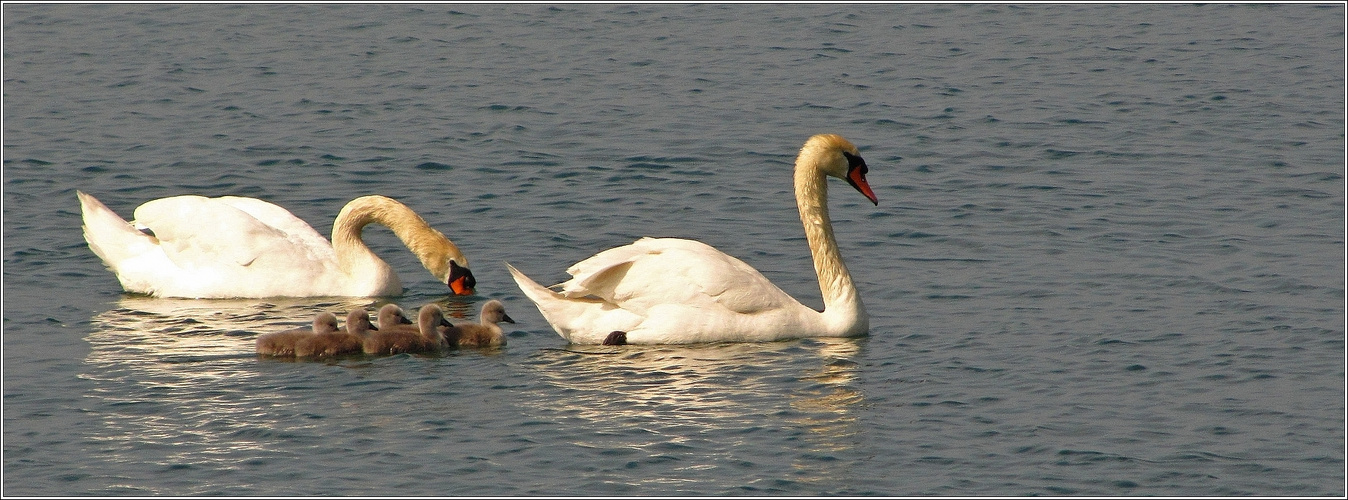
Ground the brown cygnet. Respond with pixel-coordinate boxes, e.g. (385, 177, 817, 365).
(295, 309, 374, 358)
(363, 303, 451, 355)
(445, 300, 513, 348)
(375, 303, 414, 330)
(257, 312, 339, 357)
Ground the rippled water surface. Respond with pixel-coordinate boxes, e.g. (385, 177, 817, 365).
(4, 3, 1345, 496)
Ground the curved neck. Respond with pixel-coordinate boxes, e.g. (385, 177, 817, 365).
(795, 157, 866, 329)
(330, 196, 466, 283)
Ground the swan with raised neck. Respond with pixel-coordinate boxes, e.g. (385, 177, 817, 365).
(507, 133, 877, 344)
(77, 192, 476, 298)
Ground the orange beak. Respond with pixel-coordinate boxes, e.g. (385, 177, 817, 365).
(447, 261, 476, 296)
(449, 276, 474, 296)
(847, 165, 878, 205)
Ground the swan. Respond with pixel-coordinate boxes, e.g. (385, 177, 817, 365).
(295, 309, 373, 358)
(444, 300, 513, 348)
(77, 191, 477, 298)
(363, 304, 452, 355)
(256, 311, 339, 357)
(507, 133, 877, 345)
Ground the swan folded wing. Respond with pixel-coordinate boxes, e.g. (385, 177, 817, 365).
(561, 237, 800, 317)
(132, 196, 329, 271)
(215, 196, 333, 249)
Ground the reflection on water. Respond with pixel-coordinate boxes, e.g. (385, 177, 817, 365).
(79, 294, 490, 494)
(523, 337, 867, 491)
(87, 296, 375, 362)
(790, 340, 864, 451)
(86, 295, 483, 362)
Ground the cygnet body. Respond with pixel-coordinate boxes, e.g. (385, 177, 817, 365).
(364, 304, 450, 355)
(295, 309, 373, 358)
(446, 300, 514, 348)
(257, 312, 339, 357)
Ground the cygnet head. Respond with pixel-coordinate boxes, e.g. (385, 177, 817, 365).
(376, 303, 413, 329)
(345, 308, 378, 336)
(799, 133, 877, 205)
(312, 312, 340, 334)
(479, 300, 515, 325)
(417, 304, 452, 337)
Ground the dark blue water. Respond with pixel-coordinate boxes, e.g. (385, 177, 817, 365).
(4, 3, 1344, 496)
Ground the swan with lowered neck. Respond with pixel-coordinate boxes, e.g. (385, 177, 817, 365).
(77, 192, 477, 298)
(507, 133, 877, 345)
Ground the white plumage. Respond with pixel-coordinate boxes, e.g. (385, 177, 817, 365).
(508, 134, 878, 345)
(78, 192, 474, 298)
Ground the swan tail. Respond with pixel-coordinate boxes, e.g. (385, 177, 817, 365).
(77, 191, 159, 272)
(506, 262, 626, 343)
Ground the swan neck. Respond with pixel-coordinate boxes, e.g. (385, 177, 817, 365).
(795, 157, 864, 322)
(331, 196, 465, 283)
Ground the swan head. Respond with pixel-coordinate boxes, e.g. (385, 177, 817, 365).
(345, 308, 378, 335)
(801, 133, 878, 205)
(446, 260, 477, 296)
(312, 312, 341, 335)
(480, 300, 515, 325)
(377, 303, 413, 329)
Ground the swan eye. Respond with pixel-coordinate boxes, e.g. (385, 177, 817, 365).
(842, 151, 868, 174)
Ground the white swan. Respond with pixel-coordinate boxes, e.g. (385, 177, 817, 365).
(77, 191, 477, 298)
(507, 133, 878, 345)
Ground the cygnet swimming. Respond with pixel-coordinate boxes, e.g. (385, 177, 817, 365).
(256, 312, 339, 357)
(295, 309, 373, 358)
(445, 300, 513, 348)
(363, 303, 451, 355)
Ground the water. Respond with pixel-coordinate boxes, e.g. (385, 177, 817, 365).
(3, 3, 1344, 496)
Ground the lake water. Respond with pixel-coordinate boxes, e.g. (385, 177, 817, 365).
(3, 3, 1344, 496)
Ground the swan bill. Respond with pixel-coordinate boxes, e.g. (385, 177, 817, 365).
(447, 260, 477, 295)
(843, 151, 878, 205)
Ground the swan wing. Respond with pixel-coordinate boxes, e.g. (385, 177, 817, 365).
(125, 196, 342, 297)
(509, 238, 812, 344)
(562, 237, 800, 316)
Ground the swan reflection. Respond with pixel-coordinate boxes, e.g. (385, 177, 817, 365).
(84, 295, 481, 371)
(524, 337, 866, 489)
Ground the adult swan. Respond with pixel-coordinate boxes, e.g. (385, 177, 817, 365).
(78, 192, 477, 298)
(507, 133, 878, 344)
